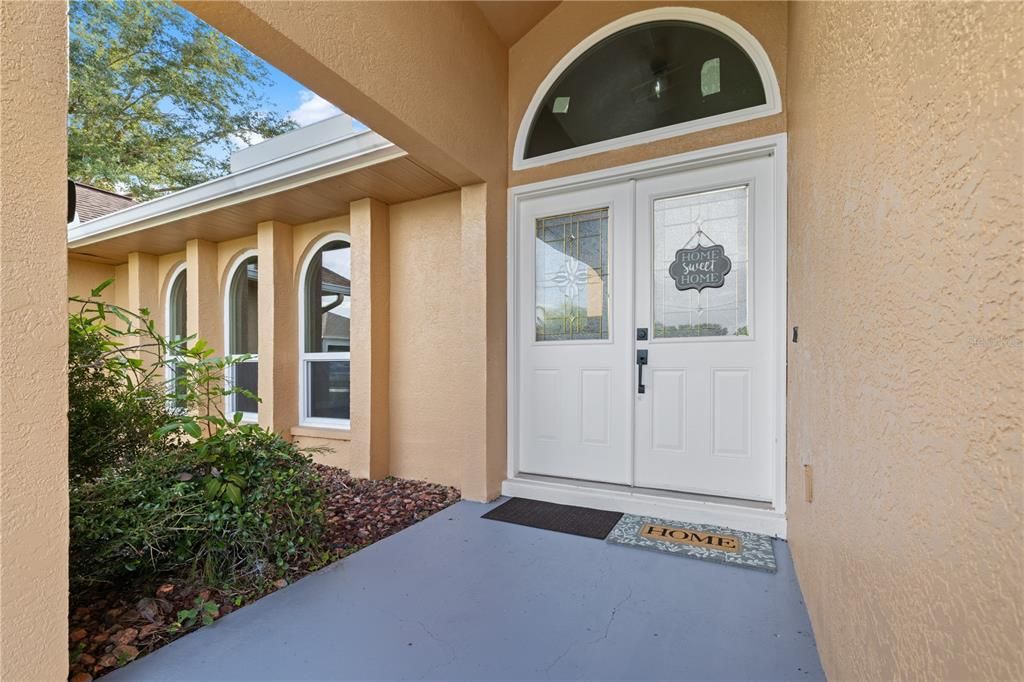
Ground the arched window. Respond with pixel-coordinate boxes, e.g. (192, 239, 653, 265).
(299, 236, 351, 427)
(225, 251, 259, 419)
(514, 8, 780, 169)
(165, 263, 188, 409)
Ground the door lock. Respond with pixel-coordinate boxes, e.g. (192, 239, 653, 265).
(636, 349, 648, 394)
(636, 327, 648, 341)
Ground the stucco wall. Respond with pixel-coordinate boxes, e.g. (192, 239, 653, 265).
(68, 257, 116, 311)
(786, 2, 1023, 679)
(509, 1, 788, 186)
(184, 1, 508, 187)
(0, 2, 69, 679)
(387, 191, 465, 489)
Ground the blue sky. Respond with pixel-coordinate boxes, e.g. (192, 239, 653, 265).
(237, 60, 368, 144)
(213, 42, 369, 160)
(211, 65, 358, 161)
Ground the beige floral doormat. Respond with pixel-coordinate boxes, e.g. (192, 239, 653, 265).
(606, 514, 777, 572)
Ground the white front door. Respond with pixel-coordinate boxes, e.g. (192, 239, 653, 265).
(516, 152, 780, 502)
(517, 183, 634, 484)
(634, 156, 778, 501)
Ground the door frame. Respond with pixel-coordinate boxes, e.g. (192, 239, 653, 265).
(505, 133, 788, 537)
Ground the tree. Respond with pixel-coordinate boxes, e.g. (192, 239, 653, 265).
(68, 0, 297, 199)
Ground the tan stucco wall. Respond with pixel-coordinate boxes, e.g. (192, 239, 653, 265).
(182, 1, 509, 500)
(183, 1, 508, 187)
(786, 2, 1023, 679)
(509, 1, 788, 186)
(68, 257, 116, 311)
(0, 2, 69, 679)
(388, 191, 465, 489)
(349, 199, 390, 480)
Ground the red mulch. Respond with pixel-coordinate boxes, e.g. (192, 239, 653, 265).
(67, 466, 460, 681)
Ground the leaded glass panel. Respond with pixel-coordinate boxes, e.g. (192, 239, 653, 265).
(535, 208, 609, 342)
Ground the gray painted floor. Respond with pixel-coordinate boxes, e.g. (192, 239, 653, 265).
(107, 498, 824, 681)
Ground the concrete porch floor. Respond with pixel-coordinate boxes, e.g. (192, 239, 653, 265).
(107, 498, 824, 681)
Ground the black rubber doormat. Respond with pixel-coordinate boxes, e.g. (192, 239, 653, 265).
(482, 498, 623, 539)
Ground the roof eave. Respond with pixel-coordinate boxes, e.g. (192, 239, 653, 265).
(68, 130, 402, 249)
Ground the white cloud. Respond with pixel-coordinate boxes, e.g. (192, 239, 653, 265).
(227, 131, 266, 150)
(288, 90, 342, 127)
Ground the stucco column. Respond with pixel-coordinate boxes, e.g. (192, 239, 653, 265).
(0, 1, 69, 678)
(127, 251, 160, 321)
(349, 198, 390, 479)
(127, 252, 161, 363)
(256, 220, 298, 436)
(186, 239, 221, 352)
(459, 183, 507, 501)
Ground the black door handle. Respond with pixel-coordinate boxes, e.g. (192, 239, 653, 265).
(636, 349, 648, 394)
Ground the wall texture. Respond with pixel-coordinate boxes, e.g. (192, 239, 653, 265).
(0, 2, 69, 679)
(184, 1, 510, 500)
(787, 2, 1023, 679)
(509, 1, 788, 186)
(183, 1, 508, 187)
(388, 191, 465, 489)
(68, 257, 116, 311)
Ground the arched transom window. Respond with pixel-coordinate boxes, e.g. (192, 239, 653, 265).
(515, 8, 780, 169)
(225, 252, 259, 419)
(300, 236, 352, 427)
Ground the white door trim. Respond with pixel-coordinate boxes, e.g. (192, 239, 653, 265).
(506, 133, 788, 535)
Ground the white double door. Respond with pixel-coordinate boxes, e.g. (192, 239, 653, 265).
(517, 154, 780, 502)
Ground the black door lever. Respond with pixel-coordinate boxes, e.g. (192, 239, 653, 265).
(636, 349, 648, 394)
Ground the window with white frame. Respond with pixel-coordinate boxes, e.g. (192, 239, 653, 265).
(225, 253, 259, 419)
(513, 8, 781, 170)
(165, 264, 188, 410)
(300, 237, 351, 427)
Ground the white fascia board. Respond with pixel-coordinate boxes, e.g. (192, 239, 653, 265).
(68, 130, 403, 248)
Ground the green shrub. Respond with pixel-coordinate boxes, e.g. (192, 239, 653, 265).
(68, 299, 172, 481)
(189, 425, 327, 584)
(70, 427, 326, 589)
(68, 283, 327, 590)
(70, 447, 208, 586)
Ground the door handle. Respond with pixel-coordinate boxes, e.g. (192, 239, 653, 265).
(636, 349, 648, 394)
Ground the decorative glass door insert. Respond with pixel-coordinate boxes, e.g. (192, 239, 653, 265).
(535, 208, 610, 341)
(652, 186, 749, 338)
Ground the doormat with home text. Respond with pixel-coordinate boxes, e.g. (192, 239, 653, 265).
(606, 514, 777, 573)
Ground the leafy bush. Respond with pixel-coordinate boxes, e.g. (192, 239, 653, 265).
(70, 430, 326, 589)
(68, 283, 327, 590)
(68, 295, 173, 481)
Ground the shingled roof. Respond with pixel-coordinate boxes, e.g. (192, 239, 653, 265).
(74, 182, 135, 222)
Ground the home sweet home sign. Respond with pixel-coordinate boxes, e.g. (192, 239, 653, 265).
(668, 243, 733, 292)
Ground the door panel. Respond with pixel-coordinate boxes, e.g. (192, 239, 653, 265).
(515, 153, 779, 501)
(634, 156, 777, 501)
(517, 183, 633, 484)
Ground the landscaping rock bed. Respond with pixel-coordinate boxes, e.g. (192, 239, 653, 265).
(68, 466, 460, 681)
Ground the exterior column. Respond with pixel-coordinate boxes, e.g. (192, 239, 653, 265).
(349, 198, 390, 479)
(127, 251, 160, 320)
(186, 239, 221, 353)
(256, 220, 297, 436)
(0, 1, 69, 678)
(459, 183, 506, 501)
(127, 252, 161, 362)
